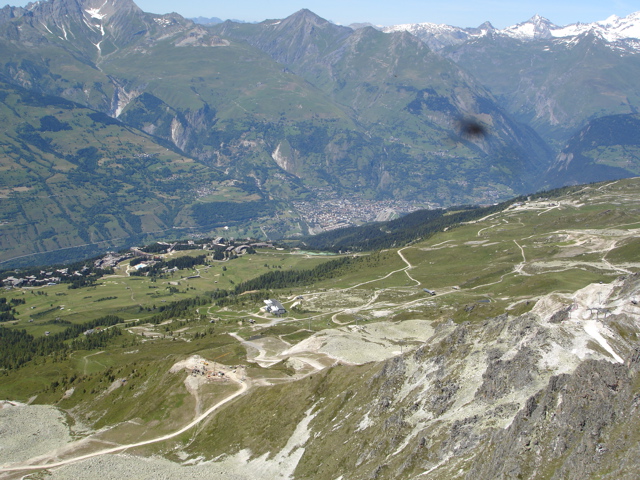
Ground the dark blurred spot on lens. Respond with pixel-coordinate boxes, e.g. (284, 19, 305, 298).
(458, 119, 487, 138)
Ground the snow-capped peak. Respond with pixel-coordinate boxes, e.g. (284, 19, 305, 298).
(383, 10, 640, 50)
(382, 21, 494, 50)
(501, 11, 640, 42)
(600, 15, 621, 27)
(501, 15, 556, 40)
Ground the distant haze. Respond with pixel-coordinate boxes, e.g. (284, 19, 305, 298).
(9, 0, 640, 28)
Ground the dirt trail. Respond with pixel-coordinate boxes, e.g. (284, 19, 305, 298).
(229, 333, 280, 367)
(230, 332, 328, 374)
(397, 247, 421, 286)
(331, 290, 383, 325)
(477, 223, 499, 236)
(82, 351, 105, 375)
(513, 240, 528, 275)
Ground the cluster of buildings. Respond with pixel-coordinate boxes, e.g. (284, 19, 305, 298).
(3, 236, 278, 289)
(194, 184, 218, 199)
(136, 238, 276, 256)
(293, 190, 428, 232)
(2, 266, 90, 288)
(94, 252, 132, 269)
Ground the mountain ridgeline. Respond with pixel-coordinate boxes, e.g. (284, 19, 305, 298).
(0, 0, 639, 265)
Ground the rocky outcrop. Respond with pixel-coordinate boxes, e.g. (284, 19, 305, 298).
(293, 275, 640, 479)
(467, 352, 640, 479)
(0, 5, 26, 25)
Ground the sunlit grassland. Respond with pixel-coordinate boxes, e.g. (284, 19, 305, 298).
(0, 326, 250, 435)
(606, 237, 640, 264)
(3, 250, 340, 334)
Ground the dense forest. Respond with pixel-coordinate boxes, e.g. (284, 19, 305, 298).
(0, 315, 125, 370)
(147, 295, 222, 324)
(0, 297, 24, 322)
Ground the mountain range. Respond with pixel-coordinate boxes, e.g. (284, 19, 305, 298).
(1, 0, 639, 265)
(383, 12, 640, 48)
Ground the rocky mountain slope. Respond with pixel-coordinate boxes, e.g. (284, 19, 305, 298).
(182, 274, 640, 480)
(0, 1, 552, 205)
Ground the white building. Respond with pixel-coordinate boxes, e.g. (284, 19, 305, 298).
(264, 299, 286, 315)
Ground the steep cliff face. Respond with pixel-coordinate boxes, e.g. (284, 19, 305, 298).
(271, 140, 299, 175)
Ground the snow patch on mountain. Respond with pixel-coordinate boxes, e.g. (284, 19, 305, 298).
(385, 22, 462, 36)
(382, 21, 493, 50)
(86, 0, 109, 20)
(86, 8, 106, 20)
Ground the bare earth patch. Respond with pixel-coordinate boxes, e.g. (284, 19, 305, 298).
(284, 320, 435, 365)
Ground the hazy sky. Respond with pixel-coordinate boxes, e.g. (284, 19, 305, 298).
(10, 0, 640, 29)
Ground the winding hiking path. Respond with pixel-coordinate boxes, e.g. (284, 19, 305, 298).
(513, 240, 528, 275)
(82, 351, 105, 375)
(397, 246, 421, 286)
